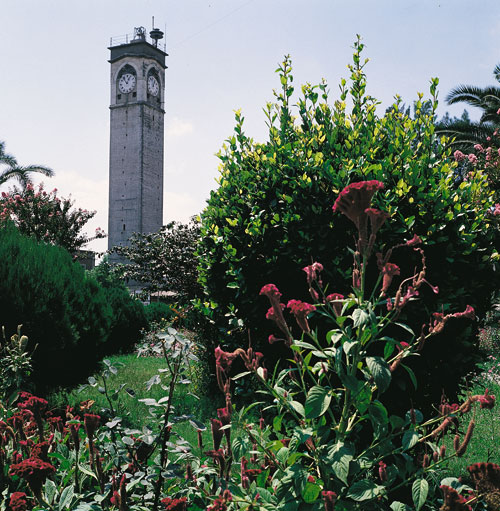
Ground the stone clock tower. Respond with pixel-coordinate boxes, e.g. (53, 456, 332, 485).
(108, 26, 167, 259)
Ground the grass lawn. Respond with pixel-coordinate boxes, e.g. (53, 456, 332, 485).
(443, 352, 500, 476)
(48, 352, 221, 448)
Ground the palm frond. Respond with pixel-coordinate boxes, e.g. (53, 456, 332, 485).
(446, 85, 490, 107)
(494, 63, 500, 83)
(17, 164, 54, 178)
(436, 120, 495, 151)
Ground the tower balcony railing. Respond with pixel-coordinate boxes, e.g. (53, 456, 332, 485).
(109, 27, 166, 51)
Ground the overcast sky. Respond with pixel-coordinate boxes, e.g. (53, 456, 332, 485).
(1, 0, 499, 253)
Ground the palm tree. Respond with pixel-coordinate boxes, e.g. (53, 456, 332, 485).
(437, 64, 500, 150)
(0, 141, 54, 188)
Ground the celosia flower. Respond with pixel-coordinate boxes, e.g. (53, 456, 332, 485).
(9, 492, 29, 511)
(9, 457, 55, 499)
(18, 396, 47, 417)
(474, 388, 495, 410)
(303, 262, 323, 286)
(405, 234, 422, 247)
(31, 441, 49, 461)
(365, 208, 390, 235)
(451, 305, 475, 321)
(161, 496, 188, 511)
(467, 462, 500, 509)
(381, 263, 400, 294)
(287, 299, 316, 333)
(260, 284, 290, 339)
(468, 153, 478, 164)
(322, 491, 337, 511)
(440, 485, 472, 511)
(454, 150, 466, 161)
(333, 180, 384, 243)
(325, 293, 344, 316)
(207, 490, 233, 511)
(378, 461, 387, 482)
(474, 143, 484, 152)
(215, 346, 239, 371)
(84, 413, 100, 440)
(210, 418, 223, 450)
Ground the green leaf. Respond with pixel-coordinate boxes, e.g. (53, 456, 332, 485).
(347, 479, 379, 501)
(401, 364, 418, 390)
(366, 356, 391, 393)
(273, 415, 283, 432)
(327, 441, 354, 484)
(412, 478, 428, 511)
(390, 502, 409, 511)
(289, 400, 305, 417)
(402, 429, 420, 450)
(352, 308, 370, 328)
(305, 386, 331, 419)
(302, 482, 321, 503)
(58, 484, 75, 511)
(393, 322, 414, 335)
(44, 478, 57, 505)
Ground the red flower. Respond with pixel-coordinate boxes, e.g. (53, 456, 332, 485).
(381, 263, 400, 294)
(18, 396, 47, 419)
(451, 305, 475, 321)
(9, 492, 29, 511)
(207, 490, 232, 511)
(210, 419, 224, 450)
(440, 485, 472, 510)
(84, 413, 100, 440)
(287, 299, 316, 333)
(325, 293, 344, 317)
(260, 284, 290, 339)
(405, 234, 422, 247)
(9, 457, 55, 498)
(474, 389, 495, 410)
(214, 346, 239, 371)
(259, 283, 281, 301)
(378, 461, 387, 482)
(303, 262, 323, 286)
(333, 181, 384, 242)
(161, 497, 188, 511)
(365, 208, 390, 234)
(322, 490, 337, 511)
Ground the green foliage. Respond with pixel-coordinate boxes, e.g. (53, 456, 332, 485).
(197, 39, 499, 407)
(0, 326, 33, 401)
(0, 224, 112, 390)
(0, 183, 106, 253)
(91, 260, 147, 356)
(144, 301, 176, 325)
(111, 220, 202, 303)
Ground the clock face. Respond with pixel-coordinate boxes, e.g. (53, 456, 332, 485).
(148, 75, 159, 96)
(118, 73, 136, 93)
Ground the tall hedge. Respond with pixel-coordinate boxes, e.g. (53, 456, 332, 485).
(91, 259, 148, 355)
(0, 224, 112, 390)
(197, 40, 500, 408)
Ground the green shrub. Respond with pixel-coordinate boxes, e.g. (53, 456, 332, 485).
(144, 301, 175, 325)
(91, 259, 147, 355)
(0, 224, 112, 390)
(197, 39, 500, 409)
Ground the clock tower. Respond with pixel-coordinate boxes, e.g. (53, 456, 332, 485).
(108, 26, 167, 260)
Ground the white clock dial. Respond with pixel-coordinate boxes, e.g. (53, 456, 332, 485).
(118, 73, 136, 93)
(148, 76, 159, 96)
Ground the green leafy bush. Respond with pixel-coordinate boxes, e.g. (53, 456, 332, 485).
(1, 185, 497, 510)
(91, 260, 147, 356)
(0, 224, 112, 390)
(197, 39, 499, 407)
(144, 301, 176, 325)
